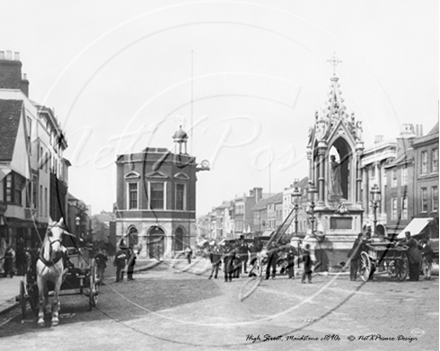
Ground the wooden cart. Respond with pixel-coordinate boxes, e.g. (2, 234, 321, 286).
(359, 241, 408, 282)
(17, 246, 99, 318)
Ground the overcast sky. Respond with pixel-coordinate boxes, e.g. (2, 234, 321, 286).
(1, 0, 438, 216)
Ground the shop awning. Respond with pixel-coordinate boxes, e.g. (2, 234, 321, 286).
(397, 218, 433, 239)
(0, 167, 11, 182)
(262, 230, 274, 237)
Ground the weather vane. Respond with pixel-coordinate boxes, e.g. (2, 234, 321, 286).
(327, 52, 342, 76)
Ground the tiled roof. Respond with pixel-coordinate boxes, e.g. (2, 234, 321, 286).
(253, 192, 283, 210)
(0, 99, 23, 161)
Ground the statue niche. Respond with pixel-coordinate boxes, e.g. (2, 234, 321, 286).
(328, 140, 351, 201)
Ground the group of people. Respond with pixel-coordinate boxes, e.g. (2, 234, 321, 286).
(0, 239, 29, 278)
(205, 237, 315, 284)
(347, 230, 435, 281)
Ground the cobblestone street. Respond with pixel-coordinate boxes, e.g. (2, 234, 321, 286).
(0, 258, 438, 351)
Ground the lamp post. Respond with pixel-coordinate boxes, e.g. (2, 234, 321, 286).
(370, 184, 381, 236)
(307, 183, 318, 235)
(291, 187, 302, 234)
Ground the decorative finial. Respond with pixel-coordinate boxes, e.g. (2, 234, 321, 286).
(327, 52, 342, 76)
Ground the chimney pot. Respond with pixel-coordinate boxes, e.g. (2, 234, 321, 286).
(5, 50, 12, 60)
(14, 52, 20, 61)
(0, 51, 5, 59)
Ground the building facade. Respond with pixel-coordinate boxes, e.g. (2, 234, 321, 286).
(0, 52, 69, 266)
(115, 127, 202, 258)
(412, 122, 439, 238)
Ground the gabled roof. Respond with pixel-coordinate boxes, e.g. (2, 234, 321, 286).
(0, 99, 23, 161)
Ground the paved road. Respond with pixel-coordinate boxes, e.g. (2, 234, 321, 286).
(0, 258, 438, 351)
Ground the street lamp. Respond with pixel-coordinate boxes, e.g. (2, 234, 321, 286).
(307, 183, 318, 235)
(75, 215, 81, 237)
(291, 187, 302, 234)
(370, 184, 381, 236)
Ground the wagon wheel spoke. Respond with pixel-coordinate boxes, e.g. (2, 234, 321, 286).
(360, 252, 371, 282)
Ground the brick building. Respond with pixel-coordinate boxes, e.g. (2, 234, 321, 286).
(115, 127, 205, 258)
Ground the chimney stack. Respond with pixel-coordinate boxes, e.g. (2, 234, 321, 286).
(0, 50, 29, 97)
(254, 187, 263, 202)
(21, 73, 29, 97)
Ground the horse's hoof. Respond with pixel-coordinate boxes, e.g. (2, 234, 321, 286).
(51, 320, 59, 327)
(37, 320, 45, 327)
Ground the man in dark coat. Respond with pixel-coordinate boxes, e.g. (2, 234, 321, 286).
(95, 249, 108, 285)
(127, 245, 137, 281)
(208, 245, 222, 279)
(301, 244, 314, 283)
(286, 245, 298, 279)
(223, 245, 235, 282)
(233, 244, 241, 278)
(400, 231, 422, 281)
(265, 242, 279, 280)
(348, 233, 363, 281)
(113, 245, 128, 282)
(238, 237, 250, 274)
(420, 238, 433, 280)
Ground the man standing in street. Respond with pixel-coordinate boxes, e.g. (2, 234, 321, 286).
(185, 246, 193, 264)
(399, 231, 422, 281)
(113, 245, 128, 282)
(127, 244, 137, 281)
(420, 238, 433, 280)
(238, 236, 250, 274)
(223, 244, 235, 282)
(265, 242, 279, 280)
(348, 233, 363, 281)
(286, 245, 297, 279)
(208, 244, 222, 279)
(95, 249, 108, 285)
(301, 244, 314, 284)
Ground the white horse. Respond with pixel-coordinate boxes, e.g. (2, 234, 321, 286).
(36, 218, 69, 327)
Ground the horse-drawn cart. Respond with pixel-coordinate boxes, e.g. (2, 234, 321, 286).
(359, 241, 408, 281)
(17, 245, 99, 319)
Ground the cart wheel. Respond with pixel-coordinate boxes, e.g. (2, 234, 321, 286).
(387, 261, 396, 278)
(396, 257, 408, 281)
(19, 281, 27, 318)
(360, 252, 371, 282)
(88, 259, 98, 311)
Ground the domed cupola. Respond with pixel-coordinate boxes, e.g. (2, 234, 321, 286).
(172, 125, 188, 154)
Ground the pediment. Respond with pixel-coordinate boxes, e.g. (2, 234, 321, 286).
(174, 172, 189, 180)
(124, 171, 141, 179)
(145, 171, 168, 179)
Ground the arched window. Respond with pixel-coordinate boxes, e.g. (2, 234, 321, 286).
(147, 226, 165, 259)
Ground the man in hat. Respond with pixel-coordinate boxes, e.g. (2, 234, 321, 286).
(208, 244, 222, 279)
(348, 233, 363, 281)
(113, 244, 128, 282)
(238, 236, 250, 274)
(399, 231, 422, 281)
(265, 242, 279, 280)
(223, 244, 235, 282)
(301, 244, 314, 283)
(286, 245, 298, 279)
